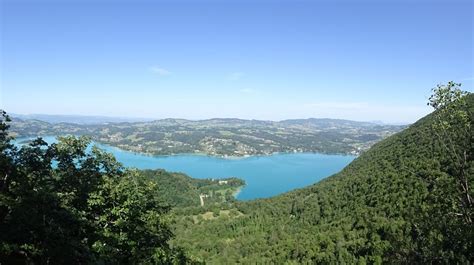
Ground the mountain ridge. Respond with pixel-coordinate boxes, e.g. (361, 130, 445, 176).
(171, 93, 473, 263)
(9, 116, 404, 157)
(11, 113, 408, 126)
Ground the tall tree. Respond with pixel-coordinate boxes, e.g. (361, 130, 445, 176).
(0, 110, 187, 264)
(411, 82, 474, 262)
(427, 82, 473, 224)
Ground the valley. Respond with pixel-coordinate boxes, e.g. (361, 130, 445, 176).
(2, 0, 472, 263)
(12, 136, 355, 200)
(9, 117, 404, 157)
(1, 89, 472, 264)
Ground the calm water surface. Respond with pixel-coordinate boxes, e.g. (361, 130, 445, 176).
(15, 136, 355, 200)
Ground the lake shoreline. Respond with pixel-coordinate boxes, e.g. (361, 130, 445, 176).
(13, 135, 359, 159)
(12, 135, 356, 201)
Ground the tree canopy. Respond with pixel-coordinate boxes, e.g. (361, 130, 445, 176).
(0, 83, 472, 264)
(171, 87, 473, 263)
(0, 111, 187, 264)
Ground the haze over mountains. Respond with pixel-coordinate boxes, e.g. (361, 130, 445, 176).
(1, 92, 471, 264)
(10, 116, 404, 156)
(11, 113, 409, 126)
(1, 0, 472, 262)
(169, 92, 474, 263)
(10, 113, 154, 125)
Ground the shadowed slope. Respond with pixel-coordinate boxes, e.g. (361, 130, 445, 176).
(172, 94, 473, 263)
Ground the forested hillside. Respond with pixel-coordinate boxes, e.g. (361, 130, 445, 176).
(0, 117, 191, 263)
(172, 88, 473, 263)
(0, 84, 471, 264)
(141, 170, 244, 207)
(0, 108, 247, 263)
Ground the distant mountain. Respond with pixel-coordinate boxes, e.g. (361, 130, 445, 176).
(280, 118, 383, 128)
(9, 116, 404, 156)
(172, 93, 474, 263)
(368, 120, 410, 126)
(10, 113, 153, 124)
(9, 113, 404, 126)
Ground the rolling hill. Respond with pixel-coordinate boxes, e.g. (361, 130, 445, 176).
(171, 94, 473, 263)
(1, 91, 471, 264)
(9, 117, 403, 157)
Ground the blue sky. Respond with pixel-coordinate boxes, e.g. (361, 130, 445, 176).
(1, 0, 472, 123)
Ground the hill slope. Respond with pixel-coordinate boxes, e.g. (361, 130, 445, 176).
(9, 117, 403, 156)
(171, 94, 473, 263)
(140, 169, 244, 207)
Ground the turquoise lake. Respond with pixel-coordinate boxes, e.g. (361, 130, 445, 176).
(14, 136, 355, 200)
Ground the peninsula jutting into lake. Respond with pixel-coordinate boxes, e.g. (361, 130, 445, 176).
(10, 117, 403, 157)
(1, 0, 472, 263)
(13, 135, 356, 200)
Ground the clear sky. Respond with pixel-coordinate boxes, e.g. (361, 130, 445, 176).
(1, 0, 472, 123)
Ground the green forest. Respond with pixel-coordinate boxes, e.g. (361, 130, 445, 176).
(1, 83, 473, 264)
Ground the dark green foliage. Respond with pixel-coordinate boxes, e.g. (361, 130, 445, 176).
(140, 170, 244, 208)
(172, 93, 474, 263)
(0, 112, 187, 264)
(1, 86, 471, 264)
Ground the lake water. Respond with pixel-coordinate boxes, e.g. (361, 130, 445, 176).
(14, 136, 355, 200)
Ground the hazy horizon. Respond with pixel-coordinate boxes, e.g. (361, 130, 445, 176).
(10, 112, 410, 125)
(1, 0, 472, 124)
